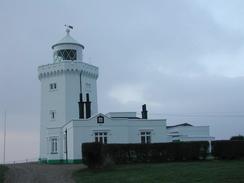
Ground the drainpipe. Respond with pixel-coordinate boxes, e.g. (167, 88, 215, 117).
(65, 129, 68, 162)
(78, 71, 85, 119)
(85, 93, 91, 118)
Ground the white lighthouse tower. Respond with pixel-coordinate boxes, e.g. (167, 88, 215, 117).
(38, 27, 99, 162)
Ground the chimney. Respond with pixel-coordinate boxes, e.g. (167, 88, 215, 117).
(141, 104, 148, 119)
(78, 93, 84, 119)
(85, 93, 91, 118)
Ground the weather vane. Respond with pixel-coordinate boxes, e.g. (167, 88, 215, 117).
(64, 24, 73, 34)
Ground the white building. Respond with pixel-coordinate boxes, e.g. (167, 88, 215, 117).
(38, 28, 214, 163)
(167, 123, 214, 142)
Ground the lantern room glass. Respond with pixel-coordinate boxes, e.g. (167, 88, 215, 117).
(54, 49, 77, 62)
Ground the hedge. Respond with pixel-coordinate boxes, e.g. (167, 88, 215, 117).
(82, 141, 209, 168)
(212, 140, 244, 159)
(230, 135, 244, 141)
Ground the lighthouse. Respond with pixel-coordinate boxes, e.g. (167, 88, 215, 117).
(38, 27, 98, 162)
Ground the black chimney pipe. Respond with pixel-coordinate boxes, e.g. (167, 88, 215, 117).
(141, 104, 148, 119)
(78, 93, 84, 119)
(85, 93, 91, 118)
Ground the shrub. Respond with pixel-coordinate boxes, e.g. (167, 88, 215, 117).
(230, 135, 244, 141)
(212, 140, 244, 159)
(81, 143, 104, 168)
(0, 165, 8, 183)
(82, 141, 209, 168)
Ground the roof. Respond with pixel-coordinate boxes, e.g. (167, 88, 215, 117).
(52, 29, 84, 49)
(167, 123, 193, 129)
(106, 112, 138, 118)
(111, 117, 141, 119)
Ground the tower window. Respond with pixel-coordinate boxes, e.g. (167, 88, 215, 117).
(54, 49, 77, 62)
(49, 83, 57, 91)
(51, 137, 58, 154)
(49, 110, 56, 120)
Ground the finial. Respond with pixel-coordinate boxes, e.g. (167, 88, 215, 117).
(64, 24, 73, 35)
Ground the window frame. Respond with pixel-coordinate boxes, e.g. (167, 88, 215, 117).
(97, 116, 104, 123)
(49, 110, 56, 121)
(49, 83, 57, 91)
(54, 49, 77, 62)
(50, 137, 58, 154)
(140, 130, 152, 144)
(94, 131, 108, 144)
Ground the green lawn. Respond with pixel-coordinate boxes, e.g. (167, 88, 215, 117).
(0, 165, 8, 183)
(73, 160, 244, 183)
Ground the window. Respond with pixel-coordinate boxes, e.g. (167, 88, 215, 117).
(54, 49, 77, 62)
(49, 83, 57, 91)
(94, 132, 108, 144)
(51, 137, 58, 154)
(97, 116, 104, 123)
(140, 131, 151, 144)
(49, 110, 56, 120)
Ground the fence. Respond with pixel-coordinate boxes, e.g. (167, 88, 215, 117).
(0, 158, 39, 165)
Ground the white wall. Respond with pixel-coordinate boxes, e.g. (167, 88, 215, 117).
(38, 61, 99, 160)
(39, 71, 66, 160)
(167, 126, 214, 142)
(46, 127, 63, 161)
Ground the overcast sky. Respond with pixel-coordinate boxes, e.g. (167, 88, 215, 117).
(1, 0, 244, 162)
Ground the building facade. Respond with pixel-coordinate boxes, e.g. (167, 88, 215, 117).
(38, 28, 214, 163)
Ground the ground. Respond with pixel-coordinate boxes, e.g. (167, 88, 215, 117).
(2, 160, 244, 183)
(4, 163, 84, 183)
(73, 160, 244, 183)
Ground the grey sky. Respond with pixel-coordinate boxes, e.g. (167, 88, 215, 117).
(1, 0, 244, 162)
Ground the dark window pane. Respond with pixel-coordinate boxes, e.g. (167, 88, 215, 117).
(97, 116, 104, 123)
(69, 51, 74, 59)
(99, 137, 103, 143)
(104, 137, 107, 144)
(146, 136, 151, 144)
(72, 50, 77, 60)
(65, 50, 69, 59)
(141, 136, 145, 144)
(57, 50, 62, 57)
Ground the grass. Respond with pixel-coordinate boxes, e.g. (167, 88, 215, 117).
(0, 165, 8, 183)
(73, 160, 244, 183)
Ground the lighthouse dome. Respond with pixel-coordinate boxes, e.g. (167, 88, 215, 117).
(52, 28, 84, 63)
